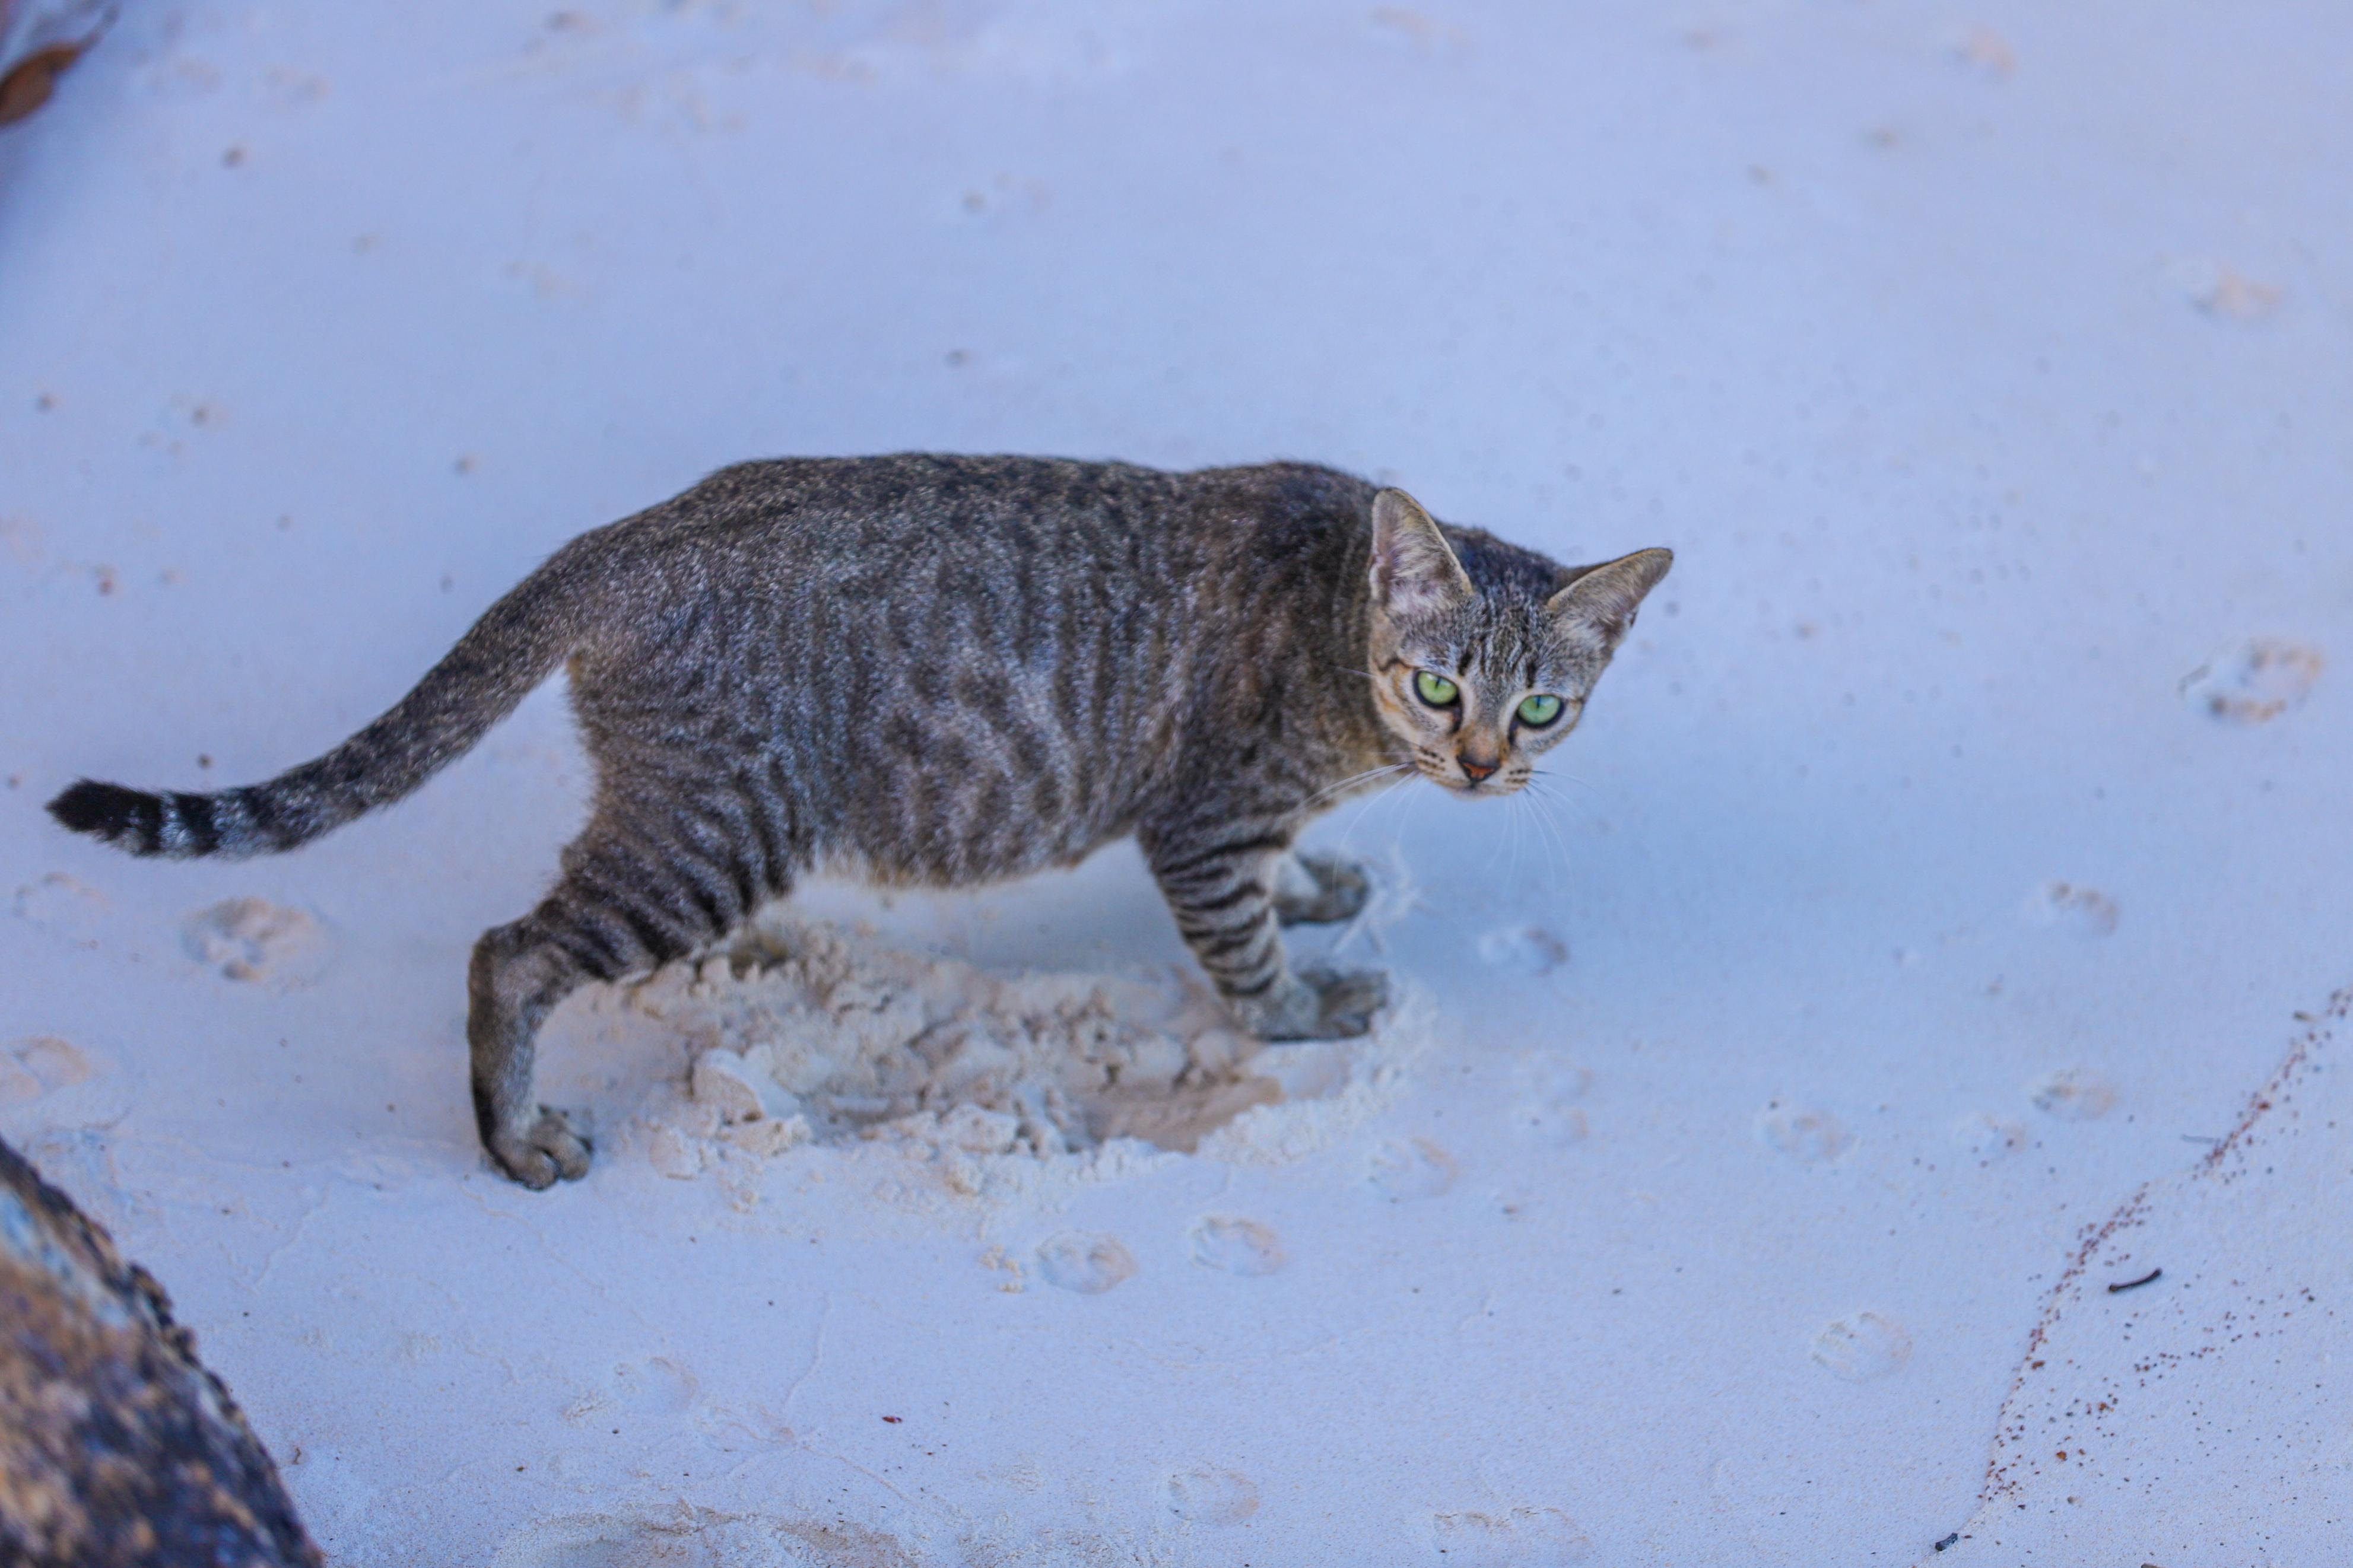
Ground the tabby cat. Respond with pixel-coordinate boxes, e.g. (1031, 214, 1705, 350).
(50, 456, 1671, 1187)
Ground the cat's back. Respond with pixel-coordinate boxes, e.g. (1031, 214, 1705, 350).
(560, 453, 1380, 880)
(601, 452, 1370, 582)
(567, 453, 1376, 689)
(618, 453, 1172, 566)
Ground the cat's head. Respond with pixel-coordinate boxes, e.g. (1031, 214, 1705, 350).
(1364, 488, 1671, 796)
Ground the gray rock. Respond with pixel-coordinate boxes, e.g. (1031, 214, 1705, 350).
(0, 1134, 321, 1567)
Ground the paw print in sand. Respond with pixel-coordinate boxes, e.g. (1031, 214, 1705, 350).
(2029, 1067, 2116, 1122)
(2021, 882, 2117, 938)
(1476, 924, 1567, 976)
(1160, 1465, 1260, 1525)
(183, 897, 334, 989)
(1755, 1101, 1851, 1165)
(1187, 1216, 1286, 1276)
(1811, 1311, 1912, 1381)
(1035, 1232, 1135, 1294)
(1430, 1505, 1593, 1566)
(2181, 638, 2321, 724)
(0, 1036, 95, 1105)
(1368, 1136, 1456, 1199)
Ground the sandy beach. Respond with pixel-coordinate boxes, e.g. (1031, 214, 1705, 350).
(4, 4, 2347, 1562)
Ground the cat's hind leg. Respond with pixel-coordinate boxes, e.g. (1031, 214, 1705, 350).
(1272, 848, 1371, 926)
(468, 918, 598, 1188)
(469, 807, 782, 1187)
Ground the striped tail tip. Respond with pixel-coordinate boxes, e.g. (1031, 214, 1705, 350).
(47, 778, 172, 855)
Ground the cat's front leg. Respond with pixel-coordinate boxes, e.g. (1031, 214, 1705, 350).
(1141, 819, 1389, 1040)
(1272, 848, 1372, 926)
(1247, 963, 1390, 1038)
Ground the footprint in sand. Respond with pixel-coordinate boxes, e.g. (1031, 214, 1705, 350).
(1036, 1232, 1135, 1295)
(1188, 1217, 1286, 1276)
(0, 1036, 95, 1106)
(182, 897, 334, 989)
(2029, 1067, 2117, 1121)
(1370, 1137, 1457, 1200)
(488, 1511, 910, 1568)
(1477, 924, 1568, 976)
(561, 1357, 700, 1426)
(2181, 637, 2322, 723)
(1160, 1465, 1260, 1525)
(1810, 1312, 1911, 1381)
(2173, 260, 2282, 323)
(1512, 1057, 1592, 1144)
(612, 1356, 700, 1416)
(1953, 1112, 2028, 1161)
(1755, 1101, 1851, 1164)
(14, 872, 107, 944)
(1430, 1506, 1593, 1566)
(2020, 881, 2118, 937)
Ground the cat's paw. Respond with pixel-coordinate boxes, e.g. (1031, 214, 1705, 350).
(488, 1107, 592, 1189)
(1273, 850, 1371, 926)
(1242, 965, 1390, 1040)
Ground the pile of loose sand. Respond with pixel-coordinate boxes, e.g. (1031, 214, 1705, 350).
(606, 915, 1421, 1189)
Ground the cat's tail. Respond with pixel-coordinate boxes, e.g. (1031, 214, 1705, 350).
(47, 558, 588, 860)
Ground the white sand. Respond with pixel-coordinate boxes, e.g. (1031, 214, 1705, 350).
(3, 3, 2347, 1563)
(609, 911, 1421, 1190)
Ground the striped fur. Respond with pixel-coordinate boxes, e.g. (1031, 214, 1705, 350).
(48, 560, 589, 860)
(49, 455, 1669, 1186)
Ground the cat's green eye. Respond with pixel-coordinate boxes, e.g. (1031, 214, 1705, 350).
(1413, 670, 1460, 708)
(1516, 694, 1565, 727)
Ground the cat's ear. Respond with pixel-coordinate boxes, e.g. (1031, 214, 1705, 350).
(1547, 548, 1674, 651)
(1370, 489, 1474, 620)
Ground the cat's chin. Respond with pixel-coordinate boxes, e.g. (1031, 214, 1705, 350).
(1429, 775, 1519, 797)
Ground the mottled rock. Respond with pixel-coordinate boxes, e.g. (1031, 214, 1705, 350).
(0, 1134, 320, 1567)
(0, 1, 115, 126)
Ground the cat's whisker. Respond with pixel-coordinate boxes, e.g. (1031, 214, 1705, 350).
(1514, 773, 1585, 873)
(1482, 794, 1515, 876)
(1509, 790, 1550, 883)
(1301, 761, 1411, 807)
(1530, 765, 1595, 794)
(1345, 771, 1412, 832)
(1335, 764, 1427, 855)
(1399, 764, 1437, 842)
(1501, 792, 1531, 887)
(1520, 779, 1577, 878)
(1496, 785, 1534, 883)
(1520, 792, 1554, 883)
(1329, 788, 1379, 852)
(1518, 790, 1549, 873)
(1526, 800, 1568, 882)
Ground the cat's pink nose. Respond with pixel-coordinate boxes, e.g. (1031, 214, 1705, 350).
(1459, 756, 1497, 783)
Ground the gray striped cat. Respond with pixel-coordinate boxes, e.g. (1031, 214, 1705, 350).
(50, 456, 1671, 1187)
